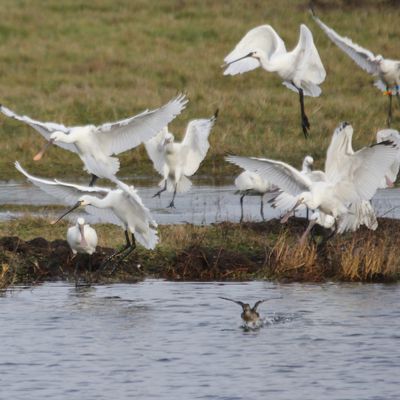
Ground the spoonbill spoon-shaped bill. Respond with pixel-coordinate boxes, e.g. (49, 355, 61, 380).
(2, 94, 188, 186)
(234, 170, 275, 222)
(226, 122, 398, 241)
(15, 162, 158, 257)
(223, 24, 326, 138)
(311, 10, 400, 126)
(376, 129, 400, 188)
(67, 217, 98, 255)
(145, 109, 218, 208)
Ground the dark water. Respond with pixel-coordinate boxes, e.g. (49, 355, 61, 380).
(1, 281, 399, 400)
(1, 182, 400, 225)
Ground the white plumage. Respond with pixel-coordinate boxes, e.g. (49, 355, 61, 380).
(376, 129, 400, 188)
(145, 110, 218, 208)
(2, 94, 187, 186)
(311, 11, 400, 126)
(223, 24, 326, 137)
(67, 217, 98, 255)
(226, 122, 398, 242)
(15, 162, 158, 252)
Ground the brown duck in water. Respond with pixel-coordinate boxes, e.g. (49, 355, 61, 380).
(219, 297, 267, 323)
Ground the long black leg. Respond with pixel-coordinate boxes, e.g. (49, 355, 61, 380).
(239, 194, 245, 223)
(292, 82, 310, 138)
(260, 196, 265, 221)
(396, 87, 400, 112)
(100, 230, 131, 271)
(89, 174, 99, 187)
(74, 257, 80, 287)
(168, 184, 178, 208)
(306, 207, 309, 220)
(153, 180, 167, 198)
(387, 87, 393, 127)
(109, 234, 137, 275)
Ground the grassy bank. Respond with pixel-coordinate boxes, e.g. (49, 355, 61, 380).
(1, 216, 400, 288)
(0, 0, 400, 182)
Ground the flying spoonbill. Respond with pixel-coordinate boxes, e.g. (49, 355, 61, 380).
(3, 94, 187, 186)
(223, 24, 326, 138)
(226, 122, 398, 242)
(145, 109, 218, 208)
(15, 162, 158, 267)
(311, 10, 400, 126)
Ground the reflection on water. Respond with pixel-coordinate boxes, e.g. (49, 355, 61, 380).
(2, 181, 400, 225)
(1, 281, 400, 400)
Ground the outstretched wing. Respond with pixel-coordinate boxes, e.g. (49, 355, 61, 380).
(96, 94, 188, 156)
(0, 105, 76, 153)
(144, 127, 169, 176)
(226, 155, 312, 196)
(252, 299, 267, 311)
(218, 296, 245, 307)
(223, 25, 286, 75)
(181, 111, 217, 176)
(14, 161, 123, 226)
(312, 14, 380, 75)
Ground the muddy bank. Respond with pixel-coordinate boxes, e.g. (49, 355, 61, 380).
(1, 218, 400, 287)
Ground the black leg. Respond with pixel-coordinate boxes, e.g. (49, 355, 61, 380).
(387, 87, 393, 127)
(74, 257, 80, 287)
(260, 196, 265, 221)
(153, 180, 167, 198)
(100, 230, 131, 271)
(239, 194, 245, 223)
(299, 88, 310, 138)
(89, 174, 99, 187)
(396, 87, 400, 109)
(306, 207, 309, 220)
(109, 234, 137, 275)
(168, 184, 178, 208)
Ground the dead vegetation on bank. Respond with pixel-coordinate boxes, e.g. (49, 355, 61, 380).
(1, 218, 400, 288)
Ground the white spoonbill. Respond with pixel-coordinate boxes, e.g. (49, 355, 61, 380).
(234, 170, 275, 222)
(376, 129, 400, 188)
(145, 109, 218, 208)
(226, 122, 398, 242)
(223, 24, 326, 137)
(311, 10, 400, 126)
(15, 162, 158, 265)
(67, 217, 98, 256)
(2, 94, 187, 186)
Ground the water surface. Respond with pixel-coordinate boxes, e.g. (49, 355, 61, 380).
(1, 281, 399, 400)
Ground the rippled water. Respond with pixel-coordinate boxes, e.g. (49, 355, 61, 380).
(1, 281, 399, 400)
(1, 182, 400, 225)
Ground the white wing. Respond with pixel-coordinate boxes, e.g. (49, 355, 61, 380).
(312, 14, 380, 75)
(226, 155, 312, 196)
(144, 127, 168, 176)
(96, 94, 188, 156)
(14, 161, 123, 226)
(292, 25, 326, 86)
(337, 201, 377, 234)
(1, 105, 76, 153)
(181, 111, 217, 176)
(223, 25, 286, 75)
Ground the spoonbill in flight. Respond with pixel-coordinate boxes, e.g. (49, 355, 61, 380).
(2, 94, 187, 186)
(15, 162, 158, 267)
(311, 10, 400, 126)
(223, 24, 326, 138)
(226, 122, 398, 243)
(145, 109, 218, 208)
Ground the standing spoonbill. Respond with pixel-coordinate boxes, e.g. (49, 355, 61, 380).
(223, 24, 326, 138)
(2, 94, 187, 186)
(311, 10, 400, 126)
(15, 162, 158, 266)
(145, 109, 218, 208)
(234, 170, 275, 222)
(67, 217, 98, 256)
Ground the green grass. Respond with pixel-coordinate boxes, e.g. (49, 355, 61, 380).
(0, 0, 400, 182)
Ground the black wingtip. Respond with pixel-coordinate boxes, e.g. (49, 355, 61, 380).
(371, 139, 395, 148)
(309, 1, 316, 16)
(214, 108, 219, 119)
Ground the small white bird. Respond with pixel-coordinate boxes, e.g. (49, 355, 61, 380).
(234, 170, 274, 222)
(67, 217, 98, 255)
(15, 162, 158, 266)
(226, 122, 398, 243)
(223, 24, 326, 137)
(145, 110, 218, 208)
(2, 94, 187, 186)
(311, 10, 400, 126)
(376, 129, 400, 188)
